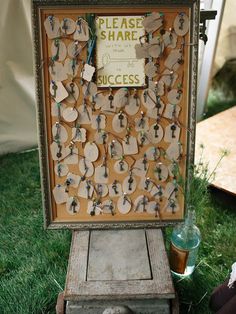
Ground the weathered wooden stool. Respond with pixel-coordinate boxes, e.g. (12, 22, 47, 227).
(64, 229, 177, 314)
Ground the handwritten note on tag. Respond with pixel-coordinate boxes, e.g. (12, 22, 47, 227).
(82, 64, 95, 82)
(50, 81, 68, 103)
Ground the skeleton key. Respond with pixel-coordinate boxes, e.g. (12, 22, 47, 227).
(53, 39, 60, 61)
(90, 201, 96, 216)
(62, 18, 69, 34)
(57, 102, 62, 120)
(101, 131, 107, 144)
(57, 163, 62, 177)
(140, 133, 146, 147)
(119, 159, 124, 171)
(108, 93, 114, 109)
(179, 13, 185, 30)
(144, 177, 150, 190)
(156, 185, 163, 201)
(133, 89, 139, 106)
(154, 123, 159, 138)
(69, 141, 75, 155)
(143, 90, 148, 103)
(118, 112, 124, 128)
(156, 164, 162, 180)
(55, 122, 60, 141)
(156, 95, 162, 114)
(155, 203, 160, 218)
(153, 147, 159, 161)
(81, 159, 88, 181)
(48, 15, 54, 31)
(96, 114, 102, 131)
(110, 140, 116, 158)
(83, 102, 91, 121)
(142, 196, 147, 212)
(71, 59, 77, 76)
(125, 134, 130, 145)
(102, 156, 108, 178)
(56, 143, 62, 158)
(170, 199, 176, 213)
(123, 193, 128, 205)
(65, 178, 72, 193)
(142, 154, 148, 171)
(112, 180, 119, 194)
(108, 200, 114, 215)
(52, 81, 57, 98)
(171, 124, 177, 138)
(97, 184, 103, 197)
(70, 198, 77, 213)
(77, 18, 82, 33)
(139, 111, 145, 128)
(75, 125, 82, 140)
(86, 181, 91, 199)
(128, 174, 133, 191)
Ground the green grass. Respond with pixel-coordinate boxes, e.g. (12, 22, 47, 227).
(0, 150, 235, 314)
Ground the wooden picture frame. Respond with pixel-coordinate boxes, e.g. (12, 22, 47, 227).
(32, 0, 199, 229)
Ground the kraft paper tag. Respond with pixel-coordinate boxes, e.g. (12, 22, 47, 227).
(49, 62, 67, 82)
(66, 172, 81, 188)
(77, 105, 92, 124)
(108, 140, 123, 160)
(164, 123, 181, 143)
(154, 163, 169, 182)
(150, 184, 163, 200)
(52, 123, 68, 143)
(161, 69, 178, 89)
(146, 99, 165, 118)
(125, 94, 140, 115)
(44, 16, 60, 39)
(142, 12, 163, 33)
(50, 81, 68, 103)
(135, 43, 150, 59)
(53, 185, 68, 204)
(138, 177, 154, 192)
(147, 201, 159, 214)
(149, 80, 165, 96)
(87, 201, 102, 216)
(145, 62, 157, 78)
(148, 123, 164, 144)
(113, 88, 129, 108)
(166, 142, 182, 161)
(72, 127, 86, 143)
(73, 18, 89, 41)
(117, 195, 131, 214)
(145, 146, 160, 161)
(135, 116, 149, 131)
(163, 31, 178, 48)
(141, 89, 156, 109)
(78, 158, 94, 177)
(84, 142, 99, 162)
(51, 101, 66, 117)
(94, 164, 109, 184)
(108, 182, 122, 198)
(122, 136, 138, 155)
(65, 81, 80, 104)
(82, 64, 95, 82)
(64, 58, 79, 77)
(164, 182, 177, 199)
(91, 114, 106, 130)
(95, 183, 109, 197)
(102, 200, 116, 215)
(50, 142, 66, 161)
(51, 40, 67, 62)
(62, 107, 78, 122)
(134, 195, 149, 212)
(148, 38, 164, 58)
(54, 162, 69, 177)
(83, 82, 98, 97)
(78, 181, 94, 199)
(94, 130, 108, 145)
(167, 89, 183, 105)
(164, 49, 182, 70)
(114, 159, 129, 174)
(64, 146, 79, 165)
(67, 41, 84, 58)
(163, 104, 181, 120)
(174, 13, 190, 37)
(66, 197, 80, 215)
(60, 18, 76, 35)
(137, 131, 150, 146)
(132, 158, 149, 177)
(112, 113, 127, 133)
(165, 199, 180, 213)
(122, 175, 137, 195)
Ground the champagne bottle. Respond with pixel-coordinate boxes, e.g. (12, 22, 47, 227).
(169, 209, 201, 276)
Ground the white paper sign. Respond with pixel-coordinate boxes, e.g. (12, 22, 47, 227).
(96, 16, 145, 87)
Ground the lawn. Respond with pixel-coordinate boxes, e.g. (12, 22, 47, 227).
(0, 149, 235, 314)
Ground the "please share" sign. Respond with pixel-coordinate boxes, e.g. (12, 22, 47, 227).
(96, 16, 146, 88)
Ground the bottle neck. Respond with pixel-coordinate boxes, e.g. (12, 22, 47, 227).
(184, 210, 196, 227)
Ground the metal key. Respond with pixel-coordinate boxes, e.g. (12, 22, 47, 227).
(171, 124, 177, 138)
(112, 180, 119, 194)
(118, 112, 124, 128)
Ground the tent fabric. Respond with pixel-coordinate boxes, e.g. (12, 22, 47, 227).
(0, 0, 36, 155)
(0, 0, 235, 155)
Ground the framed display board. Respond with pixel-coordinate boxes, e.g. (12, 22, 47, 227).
(32, 0, 199, 229)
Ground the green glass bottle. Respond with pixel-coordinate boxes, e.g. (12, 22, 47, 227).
(169, 209, 201, 277)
